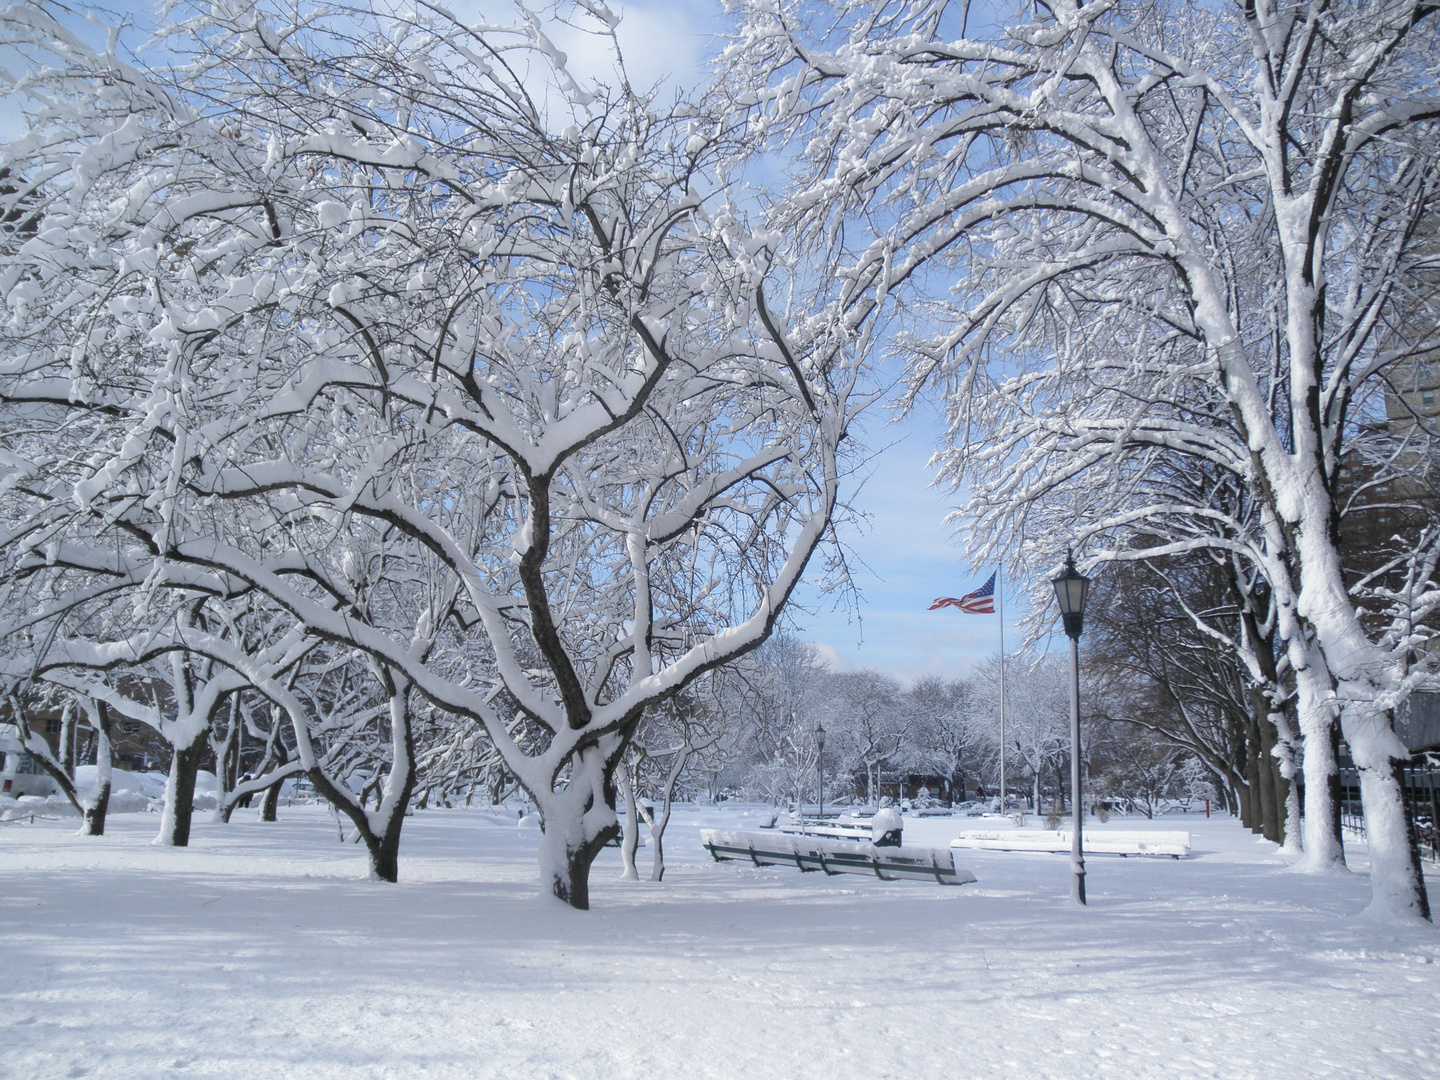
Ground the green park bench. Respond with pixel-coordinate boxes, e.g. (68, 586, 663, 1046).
(701, 829, 977, 886)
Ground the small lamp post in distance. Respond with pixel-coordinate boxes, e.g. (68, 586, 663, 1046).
(1052, 549, 1092, 905)
(814, 721, 826, 819)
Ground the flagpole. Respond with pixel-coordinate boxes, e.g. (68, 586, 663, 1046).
(998, 566, 1006, 812)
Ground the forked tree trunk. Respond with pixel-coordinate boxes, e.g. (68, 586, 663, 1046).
(296, 672, 419, 883)
(535, 745, 622, 909)
(367, 823, 404, 884)
(539, 826, 619, 909)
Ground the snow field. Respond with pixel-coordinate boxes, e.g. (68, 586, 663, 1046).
(2, 805, 1437, 1080)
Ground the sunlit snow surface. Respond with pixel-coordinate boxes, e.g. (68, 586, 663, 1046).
(2, 805, 1437, 1079)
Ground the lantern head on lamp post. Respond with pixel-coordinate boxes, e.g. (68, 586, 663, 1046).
(1052, 549, 1092, 905)
(1052, 550, 1091, 640)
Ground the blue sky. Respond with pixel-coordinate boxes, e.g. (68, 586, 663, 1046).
(788, 399, 1023, 685)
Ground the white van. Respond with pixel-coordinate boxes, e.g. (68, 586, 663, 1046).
(0, 723, 61, 799)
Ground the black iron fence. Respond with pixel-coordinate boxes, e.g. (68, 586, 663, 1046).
(1339, 762, 1440, 861)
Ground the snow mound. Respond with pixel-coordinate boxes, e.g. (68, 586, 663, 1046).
(870, 807, 903, 842)
(2, 794, 79, 818)
(107, 791, 158, 814)
(74, 766, 170, 800)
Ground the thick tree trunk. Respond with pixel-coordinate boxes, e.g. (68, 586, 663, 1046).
(1341, 702, 1431, 921)
(1251, 694, 1282, 844)
(1271, 708, 1303, 854)
(534, 745, 621, 909)
(157, 733, 207, 847)
(539, 825, 618, 909)
(366, 826, 404, 884)
(83, 779, 111, 836)
(1291, 652, 1346, 872)
(260, 776, 283, 821)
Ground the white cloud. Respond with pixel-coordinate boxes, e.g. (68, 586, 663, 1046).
(806, 642, 855, 675)
(549, 2, 717, 98)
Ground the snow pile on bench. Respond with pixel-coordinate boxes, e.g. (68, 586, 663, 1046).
(702, 829, 977, 885)
(950, 829, 1191, 858)
(780, 808, 903, 846)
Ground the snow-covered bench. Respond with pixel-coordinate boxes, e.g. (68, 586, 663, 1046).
(780, 807, 904, 847)
(782, 820, 875, 841)
(701, 829, 977, 885)
(950, 829, 1191, 858)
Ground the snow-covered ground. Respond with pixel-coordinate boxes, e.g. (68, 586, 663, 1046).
(2, 804, 1437, 1080)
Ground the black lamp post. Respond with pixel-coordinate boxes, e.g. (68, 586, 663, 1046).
(1052, 550, 1092, 905)
(814, 721, 826, 819)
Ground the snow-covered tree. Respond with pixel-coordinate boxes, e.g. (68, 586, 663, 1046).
(821, 668, 908, 803)
(971, 653, 1071, 812)
(0, 2, 866, 906)
(727, 0, 1440, 920)
(1086, 553, 1300, 847)
(617, 679, 733, 881)
(727, 634, 831, 806)
(0, 685, 117, 835)
(905, 674, 980, 803)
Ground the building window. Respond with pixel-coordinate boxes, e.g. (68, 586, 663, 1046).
(1424, 388, 1436, 406)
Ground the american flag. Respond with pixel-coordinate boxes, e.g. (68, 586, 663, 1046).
(929, 572, 996, 615)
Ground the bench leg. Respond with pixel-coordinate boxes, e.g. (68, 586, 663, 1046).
(930, 853, 950, 886)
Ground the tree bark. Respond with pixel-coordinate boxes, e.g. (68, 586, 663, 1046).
(1235, 770, 1254, 832)
(260, 740, 290, 822)
(541, 825, 619, 910)
(80, 702, 113, 837)
(1291, 649, 1346, 872)
(1241, 718, 1261, 833)
(617, 763, 640, 881)
(1250, 694, 1281, 843)
(158, 731, 207, 847)
(533, 744, 622, 909)
(211, 695, 241, 824)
